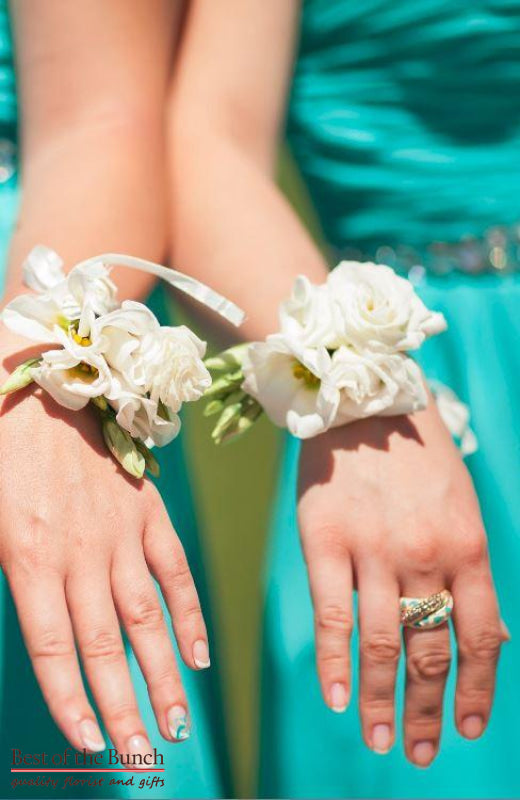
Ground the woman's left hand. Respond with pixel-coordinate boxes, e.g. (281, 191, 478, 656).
(298, 401, 507, 767)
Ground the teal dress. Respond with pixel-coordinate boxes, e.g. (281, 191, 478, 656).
(0, 5, 227, 798)
(260, 1, 520, 797)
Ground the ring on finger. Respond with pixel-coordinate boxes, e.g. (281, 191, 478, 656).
(400, 590, 453, 630)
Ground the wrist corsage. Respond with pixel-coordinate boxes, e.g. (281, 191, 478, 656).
(0, 245, 245, 478)
(205, 260, 458, 443)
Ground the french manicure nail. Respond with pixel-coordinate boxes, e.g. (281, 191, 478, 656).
(329, 682, 349, 712)
(412, 741, 436, 767)
(78, 719, 105, 752)
(167, 705, 190, 741)
(462, 714, 484, 739)
(126, 735, 154, 770)
(193, 639, 211, 669)
(372, 723, 391, 754)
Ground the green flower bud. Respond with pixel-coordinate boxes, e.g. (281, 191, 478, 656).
(211, 402, 243, 444)
(135, 440, 161, 478)
(102, 418, 145, 479)
(203, 399, 225, 417)
(91, 395, 109, 412)
(203, 372, 243, 401)
(204, 343, 250, 372)
(0, 356, 42, 396)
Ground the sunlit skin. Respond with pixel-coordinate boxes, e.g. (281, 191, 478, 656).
(0, 0, 208, 761)
(168, 0, 506, 767)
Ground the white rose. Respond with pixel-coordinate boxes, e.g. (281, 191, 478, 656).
(241, 334, 338, 439)
(106, 374, 180, 447)
(67, 260, 118, 317)
(323, 346, 427, 428)
(140, 325, 211, 412)
(327, 261, 447, 352)
(93, 301, 160, 391)
(279, 275, 340, 348)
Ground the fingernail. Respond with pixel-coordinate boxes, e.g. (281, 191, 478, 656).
(372, 723, 391, 754)
(412, 741, 436, 767)
(167, 705, 190, 741)
(462, 714, 484, 739)
(193, 639, 210, 669)
(126, 735, 154, 770)
(78, 719, 105, 752)
(329, 682, 349, 712)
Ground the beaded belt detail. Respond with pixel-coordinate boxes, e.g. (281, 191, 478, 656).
(333, 224, 520, 280)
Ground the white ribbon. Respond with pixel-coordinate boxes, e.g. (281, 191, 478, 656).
(75, 253, 246, 328)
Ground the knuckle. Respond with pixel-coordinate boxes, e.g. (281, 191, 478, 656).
(82, 629, 124, 662)
(460, 535, 489, 567)
(105, 701, 140, 727)
(30, 630, 74, 661)
(459, 628, 502, 662)
(361, 633, 401, 665)
(163, 553, 193, 589)
(405, 707, 443, 727)
(315, 605, 354, 636)
(403, 537, 440, 569)
(407, 649, 451, 681)
(124, 593, 164, 631)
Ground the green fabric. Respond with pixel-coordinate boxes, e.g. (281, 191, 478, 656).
(0, 4, 225, 796)
(260, 1, 520, 796)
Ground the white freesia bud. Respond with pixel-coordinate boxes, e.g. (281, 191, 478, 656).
(327, 261, 447, 352)
(140, 325, 211, 412)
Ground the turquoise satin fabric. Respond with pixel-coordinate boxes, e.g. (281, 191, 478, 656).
(260, 1, 520, 797)
(0, 4, 225, 797)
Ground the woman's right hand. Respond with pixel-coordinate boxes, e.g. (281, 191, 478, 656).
(0, 332, 209, 758)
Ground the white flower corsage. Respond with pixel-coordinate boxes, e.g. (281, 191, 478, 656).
(0, 245, 245, 478)
(204, 261, 474, 450)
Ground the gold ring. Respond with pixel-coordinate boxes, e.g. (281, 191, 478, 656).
(400, 590, 453, 630)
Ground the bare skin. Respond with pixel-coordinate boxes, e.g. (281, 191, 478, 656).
(0, 0, 209, 758)
(168, 0, 506, 767)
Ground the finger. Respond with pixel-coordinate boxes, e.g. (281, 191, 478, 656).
(302, 531, 353, 713)
(451, 563, 503, 740)
(7, 567, 105, 752)
(402, 578, 451, 769)
(66, 571, 154, 764)
(112, 546, 190, 742)
(144, 498, 209, 671)
(357, 563, 401, 755)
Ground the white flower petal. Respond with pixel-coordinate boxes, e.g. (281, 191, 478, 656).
(2, 294, 64, 343)
(22, 246, 65, 292)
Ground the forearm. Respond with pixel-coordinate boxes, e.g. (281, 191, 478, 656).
(169, 130, 328, 342)
(5, 118, 167, 305)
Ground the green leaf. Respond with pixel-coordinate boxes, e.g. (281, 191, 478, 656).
(102, 418, 145, 479)
(0, 356, 42, 396)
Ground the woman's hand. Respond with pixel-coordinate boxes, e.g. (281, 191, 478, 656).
(298, 400, 506, 768)
(0, 334, 209, 757)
